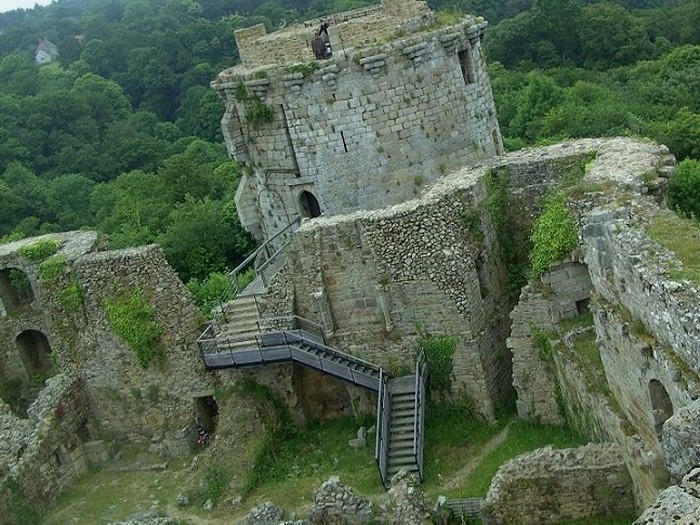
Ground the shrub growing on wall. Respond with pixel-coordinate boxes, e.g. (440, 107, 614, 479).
(417, 333, 457, 395)
(104, 287, 164, 368)
(18, 239, 61, 261)
(529, 193, 578, 277)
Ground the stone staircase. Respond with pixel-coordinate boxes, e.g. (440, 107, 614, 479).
(387, 376, 420, 480)
(214, 296, 260, 349)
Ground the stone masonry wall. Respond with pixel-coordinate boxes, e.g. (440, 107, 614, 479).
(233, 0, 429, 68)
(0, 373, 91, 523)
(483, 444, 635, 525)
(73, 245, 212, 442)
(216, 10, 501, 243)
(284, 173, 511, 419)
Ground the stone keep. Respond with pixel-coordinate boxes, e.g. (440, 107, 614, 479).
(212, 0, 503, 243)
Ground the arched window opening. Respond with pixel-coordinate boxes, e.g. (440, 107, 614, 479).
(299, 191, 322, 219)
(16, 330, 54, 380)
(649, 379, 674, 438)
(0, 268, 35, 313)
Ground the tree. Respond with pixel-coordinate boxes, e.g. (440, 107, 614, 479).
(580, 3, 652, 69)
(669, 159, 700, 219)
(157, 196, 254, 280)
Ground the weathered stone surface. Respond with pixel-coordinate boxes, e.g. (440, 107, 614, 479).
(239, 501, 284, 525)
(309, 476, 372, 524)
(483, 444, 635, 525)
(662, 399, 700, 482)
(634, 468, 700, 524)
(382, 470, 430, 524)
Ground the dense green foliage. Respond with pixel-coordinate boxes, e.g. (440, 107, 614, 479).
(1, 0, 699, 288)
(104, 287, 164, 368)
(669, 159, 700, 218)
(18, 239, 61, 261)
(417, 332, 457, 394)
(529, 194, 578, 276)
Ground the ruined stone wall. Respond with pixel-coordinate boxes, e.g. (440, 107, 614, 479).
(483, 444, 635, 525)
(72, 245, 212, 442)
(0, 374, 91, 523)
(216, 14, 501, 243)
(280, 166, 515, 419)
(504, 138, 698, 509)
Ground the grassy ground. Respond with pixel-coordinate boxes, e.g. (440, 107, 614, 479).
(42, 409, 637, 524)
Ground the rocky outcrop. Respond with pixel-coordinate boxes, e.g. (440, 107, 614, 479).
(662, 399, 700, 483)
(634, 467, 700, 524)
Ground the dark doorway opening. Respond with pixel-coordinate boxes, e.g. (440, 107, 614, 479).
(0, 268, 35, 313)
(194, 396, 219, 434)
(649, 379, 673, 438)
(16, 329, 53, 379)
(300, 191, 322, 218)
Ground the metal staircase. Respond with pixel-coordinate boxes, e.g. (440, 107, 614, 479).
(197, 319, 429, 489)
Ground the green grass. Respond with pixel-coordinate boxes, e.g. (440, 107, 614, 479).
(558, 312, 594, 332)
(43, 457, 194, 525)
(243, 416, 381, 510)
(423, 402, 508, 492)
(446, 420, 587, 498)
(646, 212, 700, 285)
(561, 514, 640, 525)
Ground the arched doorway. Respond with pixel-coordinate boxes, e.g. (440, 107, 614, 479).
(649, 379, 674, 438)
(0, 268, 35, 313)
(16, 330, 53, 379)
(299, 190, 322, 218)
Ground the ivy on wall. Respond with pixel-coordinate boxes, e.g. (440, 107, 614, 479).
(104, 287, 164, 369)
(529, 193, 578, 277)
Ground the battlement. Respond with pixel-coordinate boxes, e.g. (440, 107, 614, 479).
(231, 0, 434, 69)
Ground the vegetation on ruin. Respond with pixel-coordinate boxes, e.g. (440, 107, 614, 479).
(530, 325, 554, 362)
(58, 280, 86, 312)
(484, 167, 528, 297)
(417, 331, 457, 394)
(284, 61, 321, 77)
(37, 255, 66, 283)
(104, 287, 164, 368)
(187, 268, 255, 316)
(646, 211, 700, 285)
(17, 238, 61, 261)
(529, 193, 578, 277)
(245, 100, 275, 127)
(7, 268, 32, 299)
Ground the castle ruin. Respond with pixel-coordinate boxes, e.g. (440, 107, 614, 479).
(0, 0, 699, 523)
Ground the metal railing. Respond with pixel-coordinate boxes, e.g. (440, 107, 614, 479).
(413, 351, 429, 482)
(375, 369, 391, 488)
(197, 325, 382, 391)
(229, 217, 300, 294)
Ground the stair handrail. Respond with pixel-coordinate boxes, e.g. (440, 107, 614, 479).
(413, 350, 428, 481)
(280, 330, 381, 374)
(230, 217, 300, 293)
(375, 369, 390, 488)
(258, 315, 324, 339)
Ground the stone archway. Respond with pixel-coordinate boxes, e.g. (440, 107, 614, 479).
(16, 330, 53, 379)
(299, 190, 322, 218)
(649, 379, 673, 438)
(0, 268, 35, 313)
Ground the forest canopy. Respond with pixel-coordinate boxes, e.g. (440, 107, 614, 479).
(0, 0, 699, 287)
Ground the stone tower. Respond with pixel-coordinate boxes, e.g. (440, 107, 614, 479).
(212, 0, 503, 242)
